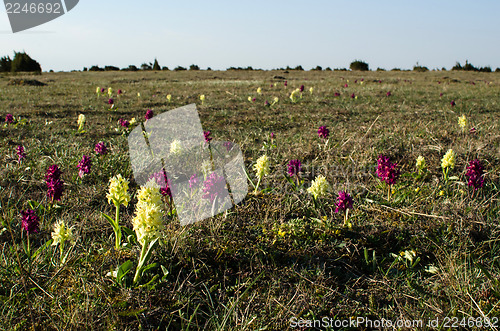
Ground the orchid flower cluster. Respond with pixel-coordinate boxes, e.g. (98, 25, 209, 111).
(46, 165, 64, 203)
(253, 154, 270, 194)
(132, 180, 165, 284)
(77, 114, 86, 133)
(376, 155, 400, 200)
(104, 174, 131, 250)
(77, 155, 92, 178)
(441, 149, 456, 182)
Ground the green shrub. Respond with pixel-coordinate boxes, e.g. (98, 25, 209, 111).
(350, 60, 369, 71)
(174, 66, 186, 71)
(189, 64, 200, 71)
(122, 65, 138, 71)
(10, 52, 41, 73)
(451, 62, 463, 71)
(152, 59, 161, 71)
(0, 56, 11, 72)
(413, 65, 429, 72)
(452, 60, 484, 72)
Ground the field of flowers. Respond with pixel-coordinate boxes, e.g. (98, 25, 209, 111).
(1, 70, 499, 330)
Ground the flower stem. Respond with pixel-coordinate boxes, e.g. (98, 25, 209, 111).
(343, 209, 349, 226)
(254, 176, 262, 194)
(312, 196, 319, 211)
(59, 242, 65, 265)
(27, 234, 31, 260)
(114, 205, 121, 250)
(443, 167, 449, 183)
(133, 241, 149, 284)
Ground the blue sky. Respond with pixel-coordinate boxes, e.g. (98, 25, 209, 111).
(1, 0, 499, 71)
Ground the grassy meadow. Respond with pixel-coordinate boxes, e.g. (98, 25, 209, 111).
(1, 69, 499, 330)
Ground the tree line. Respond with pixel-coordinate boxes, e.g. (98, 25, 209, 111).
(1, 52, 499, 73)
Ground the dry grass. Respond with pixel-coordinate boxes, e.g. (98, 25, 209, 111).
(0, 69, 499, 330)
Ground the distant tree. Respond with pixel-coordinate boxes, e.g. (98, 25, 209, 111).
(463, 60, 478, 71)
(0, 56, 12, 72)
(376, 67, 386, 71)
(312, 65, 322, 71)
(89, 65, 103, 71)
(441, 67, 447, 71)
(123, 65, 138, 71)
(104, 66, 120, 71)
(141, 63, 152, 70)
(325, 67, 332, 71)
(161, 66, 169, 71)
(350, 60, 369, 71)
(82, 67, 88, 72)
(10, 52, 42, 73)
(153, 58, 161, 70)
(451, 62, 463, 71)
(413, 63, 429, 72)
(479, 66, 492, 72)
(189, 64, 200, 71)
(294, 65, 304, 71)
(391, 68, 401, 71)
(496, 68, 500, 72)
(206, 67, 212, 71)
(453, 60, 482, 72)
(174, 66, 186, 71)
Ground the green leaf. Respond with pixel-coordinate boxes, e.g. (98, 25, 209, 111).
(142, 238, 159, 266)
(411, 257, 421, 268)
(141, 262, 158, 274)
(121, 226, 134, 237)
(117, 260, 134, 286)
(242, 165, 256, 189)
(141, 274, 160, 290)
(32, 239, 53, 260)
(133, 238, 159, 285)
(101, 212, 118, 233)
(27, 200, 45, 213)
(161, 265, 169, 279)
